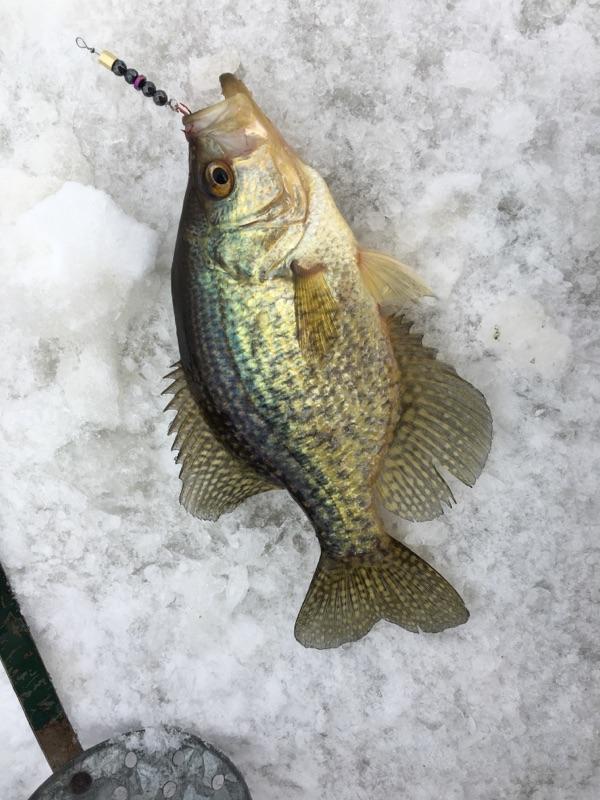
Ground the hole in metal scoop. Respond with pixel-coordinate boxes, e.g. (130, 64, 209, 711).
(68, 771, 92, 795)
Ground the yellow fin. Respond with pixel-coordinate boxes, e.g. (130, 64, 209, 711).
(377, 316, 492, 521)
(163, 363, 278, 520)
(358, 248, 432, 308)
(295, 537, 468, 649)
(292, 262, 339, 358)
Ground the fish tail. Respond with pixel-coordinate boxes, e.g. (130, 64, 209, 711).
(294, 535, 468, 650)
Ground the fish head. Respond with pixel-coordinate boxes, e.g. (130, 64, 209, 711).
(182, 75, 309, 278)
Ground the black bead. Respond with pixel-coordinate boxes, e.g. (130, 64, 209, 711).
(111, 59, 127, 76)
(153, 90, 168, 106)
(124, 68, 138, 85)
(141, 80, 156, 97)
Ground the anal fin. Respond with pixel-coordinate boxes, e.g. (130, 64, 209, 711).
(163, 363, 278, 520)
(377, 315, 492, 521)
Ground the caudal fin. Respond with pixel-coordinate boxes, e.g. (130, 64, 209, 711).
(294, 537, 468, 650)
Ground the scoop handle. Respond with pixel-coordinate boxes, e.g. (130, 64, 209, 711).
(0, 561, 83, 771)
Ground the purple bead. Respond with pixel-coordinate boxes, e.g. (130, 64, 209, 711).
(133, 74, 146, 91)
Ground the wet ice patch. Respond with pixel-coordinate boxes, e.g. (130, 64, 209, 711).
(444, 50, 502, 92)
(489, 102, 537, 147)
(478, 296, 571, 379)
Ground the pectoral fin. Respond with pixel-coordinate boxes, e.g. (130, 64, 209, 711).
(377, 316, 492, 521)
(163, 363, 278, 520)
(292, 261, 339, 359)
(358, 248, 432, 308)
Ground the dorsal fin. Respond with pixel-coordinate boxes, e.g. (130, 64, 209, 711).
(163, 363, 278, 520)
(358, 248, 432, 308)
(377, 316, 492, 521)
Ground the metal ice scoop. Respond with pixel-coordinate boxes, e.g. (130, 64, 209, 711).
(0, 561, 252, 799)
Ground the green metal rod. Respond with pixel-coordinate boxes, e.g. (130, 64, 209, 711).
(0, 561, 83, 771)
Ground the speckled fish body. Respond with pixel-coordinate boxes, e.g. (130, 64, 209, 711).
(174, 167, 395, 555)
(167, 75, 492, 649)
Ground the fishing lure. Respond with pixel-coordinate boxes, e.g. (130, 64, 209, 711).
(75, 37, 191, 114)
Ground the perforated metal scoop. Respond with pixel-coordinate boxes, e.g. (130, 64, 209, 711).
(0, 563, 252, 800)
(29, 727, 251, 800)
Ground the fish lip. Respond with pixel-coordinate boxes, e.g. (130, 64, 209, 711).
(182, 74, 253, 134)
(182, 89, 270, 158)
(182, 96, 229, 129)
(219, 72, 252, 99)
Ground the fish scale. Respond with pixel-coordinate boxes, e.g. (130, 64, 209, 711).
(185, 259, 393, 554)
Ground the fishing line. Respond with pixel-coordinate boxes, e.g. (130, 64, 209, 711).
(75, 36, 191, 116)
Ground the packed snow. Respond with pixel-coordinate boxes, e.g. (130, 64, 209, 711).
(1, 1, 599, 798)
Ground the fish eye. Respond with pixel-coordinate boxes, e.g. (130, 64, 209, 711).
(204, 161, 235, 198)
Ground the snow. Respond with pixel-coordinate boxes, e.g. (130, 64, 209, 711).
(1, 0, 599, 798)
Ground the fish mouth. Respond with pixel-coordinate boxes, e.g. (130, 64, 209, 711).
(182, 74, 251, 126)
(182, 74, 273, 157)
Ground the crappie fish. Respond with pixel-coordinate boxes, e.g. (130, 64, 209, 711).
(165, 74, 492, 650)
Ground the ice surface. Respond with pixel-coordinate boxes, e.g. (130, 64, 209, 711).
(1, 1, 599, 798)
